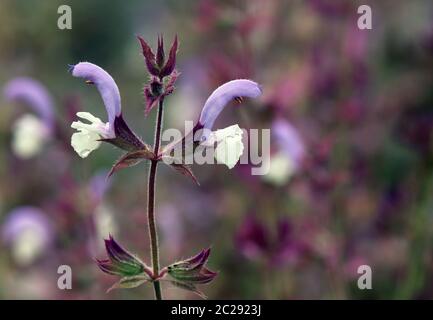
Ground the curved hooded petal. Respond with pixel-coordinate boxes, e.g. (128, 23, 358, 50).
(3, 77, 54, 130)
(70, 62, 121, 134)
(199, 79, 262, 130)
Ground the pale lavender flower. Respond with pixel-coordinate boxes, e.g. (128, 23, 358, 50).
(69, 62, 144, 158)
(70, 62, 120, 136)
(198, 79, 262, 131)
(2, 206, 53, 265)
(192, 79, 262, 169)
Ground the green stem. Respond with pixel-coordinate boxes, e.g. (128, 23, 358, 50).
(147, 98, 164, 300)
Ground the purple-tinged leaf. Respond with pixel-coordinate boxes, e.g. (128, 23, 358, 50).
(108, 149, 155, 178)
(169, 281, 207, 299)
(169, 163, 200, 186)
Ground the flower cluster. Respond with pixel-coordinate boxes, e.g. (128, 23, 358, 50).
(69, 37, 262, 177)
(68, 35, 261, 298)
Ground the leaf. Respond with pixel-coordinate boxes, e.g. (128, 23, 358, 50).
(108, 149, 155, 178)
(170, 163, 200, 186)
(106, 275, 149, 293)
(169, 281, 207, 299)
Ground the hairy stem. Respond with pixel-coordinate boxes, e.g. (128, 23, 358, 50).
(147, 97, 164, 300)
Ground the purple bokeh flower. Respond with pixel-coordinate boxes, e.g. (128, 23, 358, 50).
(2, 206, 53, 265)
(3, 77, 55, 130)
(3, 77, 55, 158)
(262, 118, 305, 185)
(272, 118, 305, 168)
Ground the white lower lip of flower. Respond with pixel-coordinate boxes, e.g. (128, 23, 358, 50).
(205, 124, 244, 169)
(12, 114, 49, 159)
(71, 112, 113, 158)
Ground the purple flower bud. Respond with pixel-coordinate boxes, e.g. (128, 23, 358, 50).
(160, 35, 178, 78)
(96, 234, 152, 278)
(3, 77, 55, 130)
(70, 62, 121, 134)
(143, 78, 163, 116)
(137, 36, 160, 76)
(199, 79, 262, 131)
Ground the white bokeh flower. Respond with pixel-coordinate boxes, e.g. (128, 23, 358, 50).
(12, 114, 49, 159)
(263, 118, 305, 185)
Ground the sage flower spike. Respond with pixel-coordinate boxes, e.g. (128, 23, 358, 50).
(69, 62, 145, 158)
(197, 79, 262, 168)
